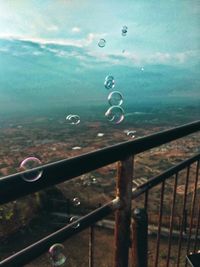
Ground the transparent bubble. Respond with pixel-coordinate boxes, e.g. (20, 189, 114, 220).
(49, 243, 66, 266)
(72, 197, 80, 207)
(121, 25, 128, 36)
(108, 91, 123, 106)
(127, 130, 136, 139)
(66, 114, 80, 125)
(20, 157, 43, 182)
(104, 75, 115, 90)
(141, 67, 144, 71)
(69, 216, 80, 229)
(98, 38, 106, 48)
(105, 106, 125, 124)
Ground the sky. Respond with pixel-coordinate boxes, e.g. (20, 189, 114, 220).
(0, 0, 199, 66)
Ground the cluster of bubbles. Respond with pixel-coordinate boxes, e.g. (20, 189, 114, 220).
(20, 157, 43, 182)
(66, 114, 80, 125)
(72, 197, 81, 206)
(104, 76, 125, 124)
(49, 243, 66, 266)
(121, 25, 128, 36)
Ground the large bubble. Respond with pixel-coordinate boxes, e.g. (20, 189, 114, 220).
(105, 106, 125, 124)
(20, 157, 43, 182)
(49, 243, 66, 266)
(104, 75, 115, 90)
(108, 91, 123, 106)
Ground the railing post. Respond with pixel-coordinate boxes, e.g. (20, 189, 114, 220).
(131, 208, 148, 267)
(114, 156, 133, 267)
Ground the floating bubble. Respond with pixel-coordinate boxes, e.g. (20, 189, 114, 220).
(122, 25, 128, 36)
(49, 243, 66, 266)
(104, 75, 115, 89)
(66, 114, 80, 125)
(105, 106, 125, 124)
(141, 67, 144, 71)
(20, 157, 43, 182)
(72, 197, 80, 206)
(98, 38, 106, 48)
(108, 91, 123, 106)
(127, 130, 136, 139)
(69, 216, 80, 229)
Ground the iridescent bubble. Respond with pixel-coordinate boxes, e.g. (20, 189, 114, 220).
(98, 38, 106, 48)
(49, 243, 66, 266)
(105, 106, 125, 124)
(66, 114, 80, 125)
(127, 130, 136, 139)
(121, 25, 128, 36)
(104, 75, 115, 89)
(69, 216, 80, 229)
(108, 91, 123, 106)
(20, 157, 43, 182)
(72, 197, 81, 206)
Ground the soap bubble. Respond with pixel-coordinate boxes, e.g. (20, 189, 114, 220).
(20, 157, 43, 182)
(49, 243, 66, 266)
(105, 106, 125, 124)
(72, 197, 80, 206)
(104, 75, 115, 89)
(108, 91, 123, 106)
(69, 216, 80, 229)
(98, 39, 106, 48)
(66, 114, 80, 125)
(122, 25, 128, 36)
(127, 130, 136, 138)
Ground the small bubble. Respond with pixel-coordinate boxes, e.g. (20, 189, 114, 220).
(66, 114, 80, 125)
(20, 157, 43, 182)
(98, 38, 106, 48)
(121, 25, 128, 36)
(141, 67, 144, 71)
(105, 106, 125, 124)
(127, 130, 136, 139)
(90, 176, 97, 184)
(69, 216, 80, 229)
(108, 91, 123, 106)
(104, 75, 115, 89)
(72, 197, 81, 206)
(49, 243, 66, 266)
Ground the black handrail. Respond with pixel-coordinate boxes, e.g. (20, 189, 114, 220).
(0, 120, 199, 204)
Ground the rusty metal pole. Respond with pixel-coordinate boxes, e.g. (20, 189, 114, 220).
(89, 225, 94, 267)
(132, 208, 148, 267)
(114, 156, 133, 267)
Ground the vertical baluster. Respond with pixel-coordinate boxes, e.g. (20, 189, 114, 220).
(186, 160, 199, 260)
(177, 166, 190, 267)
(132, 208, 148, 267)
(89, 225, 94, 267)
(114, 156, 133, 267)
(154, 181, 165, 267)
(194, 204, 200, 253)
(166, 173, 178, 267)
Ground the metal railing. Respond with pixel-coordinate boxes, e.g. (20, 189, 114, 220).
(0, 120, 199, 267)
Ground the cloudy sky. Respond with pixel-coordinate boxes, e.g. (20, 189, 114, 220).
(0, 0, 199, 66)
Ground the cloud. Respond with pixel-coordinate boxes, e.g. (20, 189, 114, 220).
(71, 27, 81, 33)
(46, 25, 59, 32)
